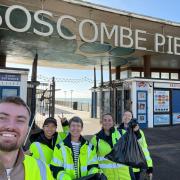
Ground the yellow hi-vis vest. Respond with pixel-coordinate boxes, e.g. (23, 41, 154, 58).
(133, 130, 153, 173)
(50, 134, 100, 180)
(24, 155, 54, 180)
(91, 128, 134, 180)
(30, 132, 67, 164)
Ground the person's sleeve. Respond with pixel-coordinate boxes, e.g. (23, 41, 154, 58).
(90, 135, 97, 148)
(29, 143, 40, 159)
(61, 120, 69, 134)
(87, 143, 100, 175)
(137, 130, 153, 169)
(50, 144, 71, 180)
(45, 163, 55, 180)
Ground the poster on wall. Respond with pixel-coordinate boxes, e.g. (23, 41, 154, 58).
(138, 114, 146, 123)
(173, 113, 180, 124)
(138, 102, 146, 114)
(137, 91, 147, 101)
(154, 90, 170, 112)
(154, 114, 170, 125)
(137, 90, 148, 127)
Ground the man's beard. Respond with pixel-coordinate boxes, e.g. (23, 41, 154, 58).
(0, 141, 20, 152)
(0, 130, 25, 152)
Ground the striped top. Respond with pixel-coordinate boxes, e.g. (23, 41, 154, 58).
(71, 141, 80, 178)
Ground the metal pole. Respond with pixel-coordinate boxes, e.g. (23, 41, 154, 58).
(109, 58, 112, 114)
(109, 59, 112, 85)
(70, 90, 73, 108)
(101, 64, 104, 87)
(51, 77, 55, 118)
(30, 53, 38, 128)
(64, 91, 67, 106)
(94, 66, 97, 88)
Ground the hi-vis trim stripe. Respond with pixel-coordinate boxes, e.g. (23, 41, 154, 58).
(65, 164, 74, 170)
(98, 157, 108, 161)
(52, 158, 63, 166)
(81, 166, 87, 172)
(35, 142, 46, 162)
(59, 172, 65, 180)
(88, 157, 97, 165)
(60, 145, 67, 167)
(99, 163, 126, 169)
(142, 148, 150, 154)
(36, 159, 47, 180)
(145, 156, 152, 161)
(88, 143, 93, 159)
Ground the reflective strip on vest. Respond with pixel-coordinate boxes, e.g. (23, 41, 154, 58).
(35, 142, 46, 162)
(88, 143, 93, 159)
(99, 163, 126, 169)
(145, 156, 152, 161)
(61, 145, 67, 167)
(65, 164, 74, 170)
(142, 148, 149, 154)
(88, 157, 97, 165)
(98, 156, 108, 162)
(81, 166, 87, 173)
(59, 172, 66, 180)
(52, 157, 63, 166)
(36, 159, 47, 180)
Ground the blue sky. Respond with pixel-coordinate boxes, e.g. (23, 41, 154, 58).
(85, 0, 180, 23)
(8, 0, 180, 98)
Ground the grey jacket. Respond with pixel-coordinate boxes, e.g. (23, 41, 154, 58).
(0, 150, 25, 180)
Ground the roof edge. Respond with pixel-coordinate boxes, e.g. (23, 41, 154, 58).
(63, 0, 180, 27)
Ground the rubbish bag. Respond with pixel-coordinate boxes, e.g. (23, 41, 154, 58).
(76, 173, 107, 180)
(105, 122, 147, 169)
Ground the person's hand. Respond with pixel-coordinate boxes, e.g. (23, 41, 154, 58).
(147, 173, 153, 180)
(133, 124, 139, 132)
(58, 115, 67, 123)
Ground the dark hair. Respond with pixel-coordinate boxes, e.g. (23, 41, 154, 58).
(102, 113, 113, 119)
(0, 96, 31, 116)
(43, 117, 57, 127)
(69, 116, 83, 128)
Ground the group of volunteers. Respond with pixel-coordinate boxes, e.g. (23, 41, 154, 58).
(0, 96, 153, 180)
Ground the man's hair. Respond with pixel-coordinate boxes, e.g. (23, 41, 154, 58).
(102, 113, 113, 119)
(101, 113, 115, 124)
(0, 96, 31, 116)
(69, 116, 83, 128)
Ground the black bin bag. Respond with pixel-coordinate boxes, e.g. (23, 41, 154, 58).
(76, 173, 107, 180)
(105, 125, 147, 169)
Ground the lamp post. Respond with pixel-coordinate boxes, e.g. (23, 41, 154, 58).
(64, 91, 67, 106)
(70, 90, 74, 108)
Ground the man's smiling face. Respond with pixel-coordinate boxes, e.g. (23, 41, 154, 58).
(0, 102, 29, 152)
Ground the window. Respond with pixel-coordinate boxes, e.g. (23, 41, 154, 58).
(171, 73, 178, 80)
(131, 71, 140, 77)
(161, 73, 169, 79)
(121, 71, 128, 79)
(141, 72, 144, 77)
(151, 72, 160, 78)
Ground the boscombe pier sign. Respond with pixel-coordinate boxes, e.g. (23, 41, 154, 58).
(1, 5, 180, 55)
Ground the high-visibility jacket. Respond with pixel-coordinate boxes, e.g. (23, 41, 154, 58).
(133, 130, 153, 173)
(24, 155, 54, 180)
(91, 127, 135, 180)
(30, 132, 67, 164)
(50, 133, 100, 180)
(29, 121, 69, 164)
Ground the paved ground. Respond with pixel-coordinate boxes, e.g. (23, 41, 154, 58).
(36, 106, 180, 179)
(144, 126, 180, 180)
